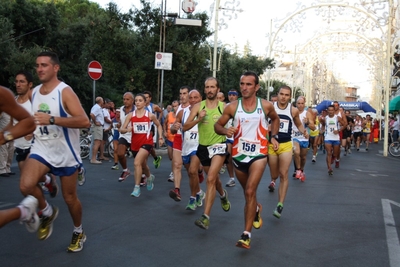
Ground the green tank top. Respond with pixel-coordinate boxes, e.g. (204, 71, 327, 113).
(198, 100, 226, 146)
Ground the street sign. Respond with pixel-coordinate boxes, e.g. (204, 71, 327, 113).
(88, 61, 102, 80)
(155, 52, 173, 70)
(182, 0, 195, 13)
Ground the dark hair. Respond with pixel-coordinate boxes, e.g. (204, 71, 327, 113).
(16, 70, 33, 84)
(327, 105, 335, 109)
(180, 86, 191, 92)
(242, 71, 259, 85)
(205, 77, 220, 88)
(143, 91, 152, 98)
(135, 93, 146, 102)
(279, 85, 292, 95)
(37, 51, 60, 65)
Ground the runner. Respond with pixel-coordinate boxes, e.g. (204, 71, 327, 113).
(353, 114, 363, 151)
(163, 100, 178, 182)
(309, 109, 320, 163)
(225, 89, 239, 187)
(215, 71, 280, 249)
(182, 77, 231, 230)
(119, 93, 164, 197)
(362, 114, 372, 151)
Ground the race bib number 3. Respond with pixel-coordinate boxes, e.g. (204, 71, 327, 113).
(237, 137, 260, 156)
(207, 143, 226, 158)
(133, 122, 149, 134)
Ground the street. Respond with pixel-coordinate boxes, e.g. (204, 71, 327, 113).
(0, 144, 399, 267)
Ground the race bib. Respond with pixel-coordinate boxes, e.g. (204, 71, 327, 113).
(133, 122, 149, 134)
(279, 119, 289, 133)
(237, 137, 260, 156)
(184, 130, 198, 144)
(293, 130, 303, 137)
(34, 125, 61, 140)
(328, 124, 337, 133)
(207, 143, 226, 158)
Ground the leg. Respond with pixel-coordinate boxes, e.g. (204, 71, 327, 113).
(91, 139, 101, 162)
(277, 152, 292, 204)
(117, 143, 128, 169)
(60, 170, 82, 227)
(203, 155, 226, 216)
(325, 143, 333, 170)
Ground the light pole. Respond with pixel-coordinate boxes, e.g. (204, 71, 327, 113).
(210, 0, 242, 77)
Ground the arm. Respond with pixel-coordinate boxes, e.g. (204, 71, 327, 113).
(338, 117, 347, 131)
(0, 87, 36, 145)
(306, 110, 316, 131)
(214, 103, 237, 137)
(33, 87, 90, 129)
(153, 104, 163, 121)
(182, 103, 203, 132)
(170, 110, 182, 135)
(262, 100, 280, 151)
(119, 113, 132, 134)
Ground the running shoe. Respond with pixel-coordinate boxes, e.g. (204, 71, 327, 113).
(219, 165, 226, 174)
(169, 188, 181, 201)
(118, 169, 130, 182)
(366, 148, 368, 151)
(335, 160, 340, 168)
(167, 172, 174, 182)
(44, 174, 58, 198)
(226, 178, 236, 187)
(194, 215, 209, 230)
(111, 163, 119, 170)
(236, 233, 251, 249)
(220, 189, 231, 212)
(344, 149, 347, 156)
(295, 170, 302, 179)
(37, 205, 59, 240)
(253, 203, 263, 229)
(292, 171, 297, 178)
(153, 156, 162, 169)
(131, 186, 141, 197)
(198, 170, 204, 183)
(19, 195, 40, 233)
(357, 148, 359, 151)
(312, 155, 316, 163)
(328, 169, 333, 175)
(140, 174, 147, 187)
(348, 148, 352, 154)
(273, 203, 283, 219)
(300, 171, 306, 182)
(147, 174, 155, 191)
(196, 190, 205, 207)
(67, 231, 86, 253)
(268, 181, 275, 192)
(186, 197, 197, 211)
(77, 167, 86, 186)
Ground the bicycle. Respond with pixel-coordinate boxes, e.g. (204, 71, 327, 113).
(80, 129, 91, 159)
(389, 131, 400, 157)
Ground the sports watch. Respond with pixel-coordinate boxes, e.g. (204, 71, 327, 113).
(49, 116, 55, 125)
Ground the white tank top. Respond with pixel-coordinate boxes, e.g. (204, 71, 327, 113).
(175, 104, 189, 135)
(353, 119, 362, 132)
(13, 98, 33, 149)
(30, 82, 81, 167)
(119, 105, 133, 142)
(292, 110, 308, 141)
(324, 115, 340, 141)
(181, 107, 198, 156)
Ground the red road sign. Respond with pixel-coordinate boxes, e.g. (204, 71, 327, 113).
(88, 61, 102, 80)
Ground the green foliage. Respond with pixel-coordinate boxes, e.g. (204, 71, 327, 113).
(0, 0, 273, 112)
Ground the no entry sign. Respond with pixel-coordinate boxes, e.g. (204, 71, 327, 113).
(88, 61, 102, 80)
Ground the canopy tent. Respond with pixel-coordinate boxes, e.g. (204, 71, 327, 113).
(389, 95, 400, 112)
(315, 100, 376, 113)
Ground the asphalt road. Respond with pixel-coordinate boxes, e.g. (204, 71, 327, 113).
(1, 143, 399, 267)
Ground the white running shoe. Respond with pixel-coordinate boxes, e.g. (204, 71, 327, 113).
(19, 195, 40, 233)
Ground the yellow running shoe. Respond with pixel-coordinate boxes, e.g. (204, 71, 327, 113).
(37, 206, 59, 240)
(67, 231, 87, 252)
(236, 233, 251, 249)
(253, 203, 263, 229)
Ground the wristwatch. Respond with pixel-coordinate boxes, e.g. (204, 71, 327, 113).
(2, 131, 14, 142)
(271, 134, 279, 140)
(49, 116, 55, 125)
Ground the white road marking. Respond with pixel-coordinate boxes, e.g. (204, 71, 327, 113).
(382, 199, 400, 267)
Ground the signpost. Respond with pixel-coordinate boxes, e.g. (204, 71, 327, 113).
(88, 61, 102, 105)
(155, 53, 173, 106)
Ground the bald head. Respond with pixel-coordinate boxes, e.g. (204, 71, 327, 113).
(189, 89, 202, 105)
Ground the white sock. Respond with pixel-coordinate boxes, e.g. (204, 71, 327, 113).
(41, 202, 53, 217)
(44, 174, 51, 184)
(74, 225, 83, 233)
(17, 205, 28, 221)
(244, 231, 251, 238)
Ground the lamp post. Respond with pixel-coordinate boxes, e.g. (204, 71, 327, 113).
(210, 0, 242, 78)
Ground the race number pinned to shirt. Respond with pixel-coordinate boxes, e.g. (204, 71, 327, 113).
(184, 130, 198, 144)
(207, 143, 227, 158)
(279, 119, 290, 133)
(34, 125, 60, 140)
(133, 122, 149, 134)
(237, 137, 260, 156)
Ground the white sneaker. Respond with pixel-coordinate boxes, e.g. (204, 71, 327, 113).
(19, 195, 40, 233)
(312, 156, 316, 163)
(225, 178, 236, 187)
(167, 172, 174, 182)
(219, 166, 226, 174)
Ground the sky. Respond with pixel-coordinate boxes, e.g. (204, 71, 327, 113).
(92, 0, 378, 99)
